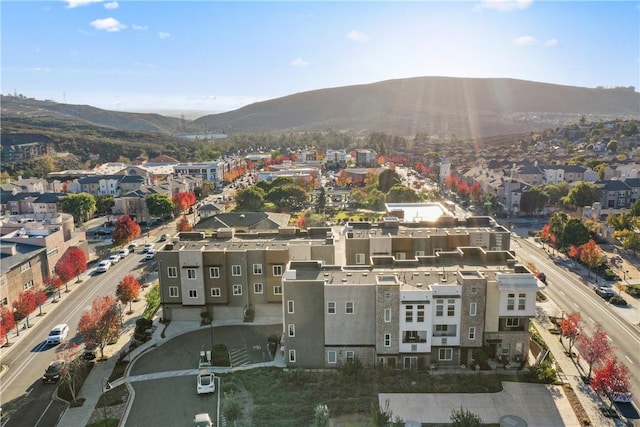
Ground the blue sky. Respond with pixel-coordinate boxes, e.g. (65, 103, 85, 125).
(2, 0, 639, 114)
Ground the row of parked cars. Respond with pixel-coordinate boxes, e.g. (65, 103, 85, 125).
(96, 243, 158, 273)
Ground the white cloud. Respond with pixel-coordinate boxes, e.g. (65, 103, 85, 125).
(158, 32, 171, 39)
(346, 30, 370, 42)
(104, 1, 118, 9)
(545, 38, 559, 47)
(64, 0, 103, 9)
(478, 0, 533, 12)
(513, 35, 537, 46)
(132, 24, 148, 31)
(90, 17, 126, 32)
(291, 58, 310, 67)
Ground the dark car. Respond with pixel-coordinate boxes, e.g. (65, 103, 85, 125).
(595, 286, 615, 300)
(538, 272, 547, 284)
(82, 347, 97, 360)
(43, 360, 65, 383)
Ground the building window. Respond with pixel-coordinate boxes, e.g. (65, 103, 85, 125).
(447, 299, 455, 316)
(384, 308, 391, 323)
(288, 324, 295, 337)
(415, 251, 424, 257)
(469, 327, 476, 340)
(345, 351, 355, 362)
(384, 333, 391, 347)
(188, 289, 197, 298)
(232, 284, 242, 296)
(287, 300, 294, 314)
(405, 305, 413, 322)
(211, 288, 221, 297)
(396, 252, 405, 260)
(433, 248, 442, 255)
(417, 305, 425, 322)
(23, 280, 34, 290)
(169, 286, 179, 297)
(327, 351, 337, 364)
(209, 267, 220, 278)
(167, 267, 178, 278)
(327, 301, 336, 314)
(186, 269, 197, 280)
(288, 349, 296, 363)
(253, 264, 263, 275)
(507, 293, 515, 310)
(253, 283, 264, 294)
(1, 297, 7, 306)
(438, 348, 453, 361)
(470, 302, 477, 316)
(471, 286, 478, 294)
(355, 253, 365, 265)
(518, 293, 526, 310)
(273, 265, 283, 276)
(274, 285, 282, 295)
(232, 265, 241, 276)
(20, 262, 31, 272)
(435, 299, 444, 316)
(506, 318, 520, 327)
(345, 301, 354, 314)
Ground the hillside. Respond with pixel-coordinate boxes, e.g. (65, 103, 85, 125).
(194, 77, 640, 137)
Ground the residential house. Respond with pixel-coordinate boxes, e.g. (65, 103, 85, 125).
(595, 180, 632, 209)
(355, 149, 377, 168)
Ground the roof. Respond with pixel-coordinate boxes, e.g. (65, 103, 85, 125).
(595, 180, 631, 191)
(34, 192, 66, 203)
(195, 212, 290, 230)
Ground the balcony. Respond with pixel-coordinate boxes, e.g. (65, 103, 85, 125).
(402, 331, 427, 343)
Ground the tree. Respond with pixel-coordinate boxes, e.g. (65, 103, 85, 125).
(606, 213, 634, 231)
(112, 215, 141, 246)
(543, 182, 569, 205)
(578, 325, 612, 380)
(563, 181, 601, 207)
(580, 239, 604, 280)
(44, 274, 63, 301)
(520, 186, 549, 215)
(266, 184, 308, 211)
(116, 275, 141, 313)
(95, 195, 115, 216)
(443, 172, 458, 192)
(622, 231, 640, 257)
(450, 406, 483, 427)
(13, 290, 37, 329)
(469, 182, 482, 202)
(66, 247, 88, 283)
(223, 391, 243, 426)
(568, 245, 581, 260)
(77, 295, 120, 359)
(630, 199, 640, 217)
(591, 358, 631, 408)
(60, 193, 96, 223)
(234, 187, 265, 212)
(378, 168, 401, 193)
(315, 186, 326, 214)
(58, 343, 84, 403)
(335, 170, 352, 187)
(561, 218, 590, 248)
(385, 185, 418, 203)
(172, 190, 197, 214)
(0, 305, 16, 345)
(54, 256, 76, 292)
(559, 312, 582, 358)
(34, 288, 47, 316)
(176, 215, 192, 232)
(548, 212, 568, 245)
(314, 403, 330, 427)
(146, 194, 175, 220)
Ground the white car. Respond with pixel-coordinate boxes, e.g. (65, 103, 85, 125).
(108, 254, 121, 265)
(144, 250, 156, 260)
(46, 324, 69, 345)
(117, 248, 130, 258)
(196, 372, 216, 395)
(142, 243, 154, 253)
(96, 260, 112, 273)
(193, 413, 213, 427)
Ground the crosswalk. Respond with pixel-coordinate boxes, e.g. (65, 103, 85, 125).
(229, 347, 250, 367)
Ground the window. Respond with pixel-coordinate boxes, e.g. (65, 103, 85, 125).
(433, 248, 442, 255)
(254, 283, 263, 294)
(186, 268, 197, 280)
(345, 351, 355, 362)
(447, 299, 455, 316)
(507, 293, 515, 310)
(384, 308, 391, 323)
(471, 286, 478, 294)
(20, 262, 31, 272)
(209, 267, 220, 278)
(288, 324, 295, 337)
(395, 252, 405, 260)
(384, 333, 391, 347)
(518, 293, 526, 310)
(23, 280, 34, 290)
(287, 300, 294, 314)
(232, 284, 242, 296)
(167, 267, 178, 278)
(405, 305, 413, 322)
(345, 301, 354, 314)
(1, 297, 7, 306)
(232, 265, 241, 276)
(417, 305, 425, 322)
(188, 289, 197, 298)
(273, 285, 282, 295)
(435, 299, 444, 316)
(355, 253, 365, 264)
(273, 265, 283, 276)
(211, 288, 221, 297)
(415, 250, 425, 257)
(288, 349, 296, 362)
(506, 318, 520, 327)
(469, 327, 476, 340)
(327, 301, 336, 314)
(327, 351, 337, 364)
(169, 286, 179, 297)
(469, 302, 477, 316)
(253, 264, 263, 275)
(438, 348, 453, 361)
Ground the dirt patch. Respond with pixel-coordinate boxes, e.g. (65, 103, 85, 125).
(563, 384, 591, 426)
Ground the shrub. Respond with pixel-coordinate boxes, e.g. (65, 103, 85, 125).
(609, 295, 627, 306)
(528, 361, 557, 383)
(143, 284, 160, 319)
(626, 285, 640, 297)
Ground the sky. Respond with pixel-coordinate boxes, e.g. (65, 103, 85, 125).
(2, 0, 639, 115)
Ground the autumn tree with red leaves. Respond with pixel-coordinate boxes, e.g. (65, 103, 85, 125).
(578, 324, 613, 380)
(34, 288, 47, 316)
(560, 312, 582, 358)
(116, 275, 141, 313)
(591, 357, 631, 407)
(13, 290, 37, 329)
(65, 247, 87, 283)
(568, 245, 581, 260)
(77, 295, 120, 359)
(580, 239, 604, 280)
(55, 257, 76, 292)
(172, 191, 197, 214)
(0, 305, 16, 345)
(469, 182, 482, 202)
(112, 215, 141, 246)
(44, 275, 63, 301)
(444, 172, 458, 192)
(176, 216, 192, 232)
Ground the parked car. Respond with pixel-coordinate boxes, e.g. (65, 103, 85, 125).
(43, 360, 65, 383)
(117, 248, 130, 258)
(82, 347, 97, 360)
(96, 260, 112, 273)
(594, 286, 615, 300)
(193, 413, 213, 427)
(128, 243, 138, 252)
(142, 243, 154, 253)
(196, 371, 216, 395)
(46, 324, 69, 345)
(108, 254, 121, 265)
(144, 250, 156, 260)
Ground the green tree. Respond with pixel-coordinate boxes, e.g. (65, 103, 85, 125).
(563, 181, 601, 207)
(223, 391, 243, 426)
(606, 213, 634, 231)
(60, 193, 96, 223)
(630, 199, 640, 217)
(378, 168, 401, 193)
(270, 176, 295, 189)
(385, 185, 418, 203)
(145, 194, 175, 220)
(543, 182, 569, 205)
(622, 232, 640, 257)
(95, 195, 115, 216)
(562, 218, 591, 248)
(267, 184, 308, 211)
(520, 186, 549, 215)
(315, 186, 326, 214)
(235, 187, 265, 212)
(548, 212, 569, 244)
(450, 406, 483, 427)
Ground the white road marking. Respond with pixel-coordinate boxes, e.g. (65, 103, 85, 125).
(559, 290, 565, 296)
(625, 355, 634, 365)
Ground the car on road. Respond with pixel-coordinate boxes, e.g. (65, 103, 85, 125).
(594, 286, 615, 300)
(193, 413, 213, 426)
(537, 272, 547, 284)
(82, 347, 97, 360)
(143, 243, 154, 253)
(118, 248, 130, 258)
(196, 371, 216, 395)
(108, 254, 121, 265)
(46, 324, 69, 345)
(96, 260, 112, 273)
(43, 360, 65, 383)
(128, 243, 138, 252)
(145, 250, 156, 260)
(160, 233, 171, 242)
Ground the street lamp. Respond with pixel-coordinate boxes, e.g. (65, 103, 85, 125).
(101, 378, 112, 427)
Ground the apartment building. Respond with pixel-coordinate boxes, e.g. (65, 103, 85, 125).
(174, 161, 225, 190)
